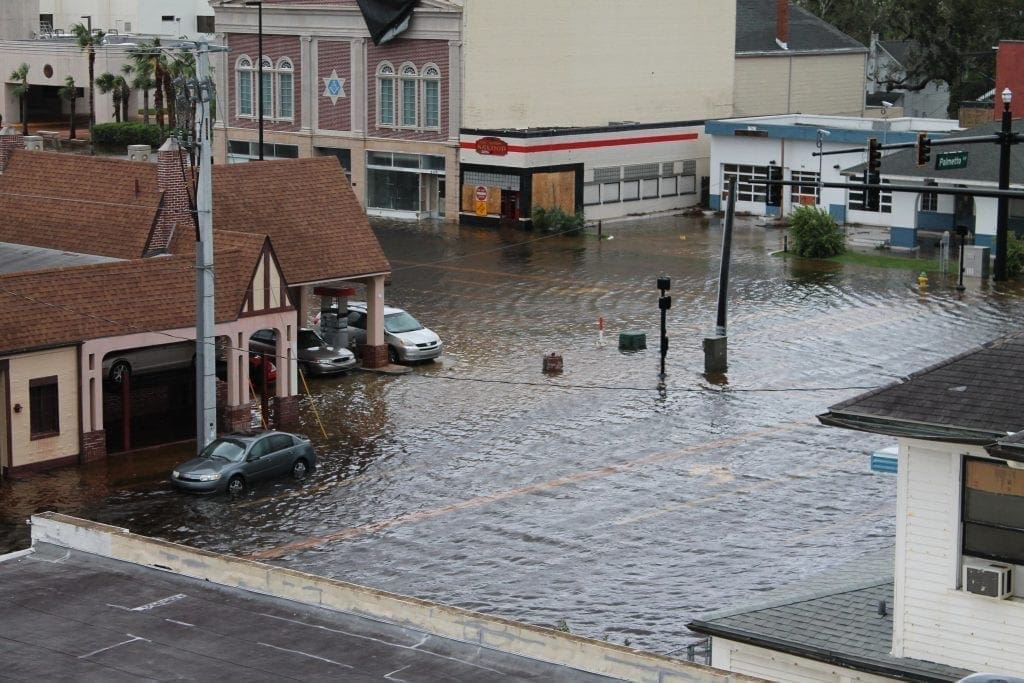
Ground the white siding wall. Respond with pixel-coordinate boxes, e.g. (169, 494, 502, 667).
(896, 439, 1024, 673)
(711, 639, 900, 683)
(461, 1, 735, 129)
(735, 54, 866, 118)
(709, 135, 854, 216)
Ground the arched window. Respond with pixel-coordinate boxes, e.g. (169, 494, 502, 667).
(422, 64, 440, 130)
(260, 56, 273, 120)
(236, 55, 253, 117)
(400, 62, 418, 127)
(276, 57, 293, 120)
(377, 62, 395, 126)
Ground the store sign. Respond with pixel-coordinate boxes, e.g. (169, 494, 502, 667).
(935, 150, 968, 170)
(475, 185, 489, 201)
(475, 137, 508, 156)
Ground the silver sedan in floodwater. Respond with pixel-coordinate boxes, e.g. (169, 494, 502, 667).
(170, 431, 316, 495)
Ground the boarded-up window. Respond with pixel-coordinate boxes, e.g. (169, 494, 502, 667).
(532, 171, 576, 214)
(963, 458, 1024, 565)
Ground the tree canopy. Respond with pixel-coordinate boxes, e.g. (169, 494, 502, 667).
(795, 0, 1024, 116)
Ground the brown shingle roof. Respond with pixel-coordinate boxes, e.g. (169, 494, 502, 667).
(208, 157, 390, 285)
(0, 149, 160, 259)
(0, 247, 258, 354)
(0, 151, 388, 286)
(819, 331, 1024, 443)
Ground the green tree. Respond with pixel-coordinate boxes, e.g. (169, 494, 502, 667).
(72, 23, 106, 149)
(95, 72, 121, 122)
(788, 205, 846, 258)
(128, 39, 169, 130)
(57, 75, 78, 139)
(795, 0, 1024, 117)
(1007, 231, 1024, 279)
(127, 54, 156, 125)
(120, 64, 135, 122)
(8, 62, 29, 135)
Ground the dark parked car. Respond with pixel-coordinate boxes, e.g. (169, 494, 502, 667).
(249, 328, 356, 376)
(170, 430, 316, 495)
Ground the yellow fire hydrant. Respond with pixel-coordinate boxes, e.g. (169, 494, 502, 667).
(917, 272, 928, 289)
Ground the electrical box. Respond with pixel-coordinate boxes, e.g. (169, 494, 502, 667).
(963, 245, 990, 279)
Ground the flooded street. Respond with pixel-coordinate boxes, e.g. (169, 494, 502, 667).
(4, 213, 1024, 654)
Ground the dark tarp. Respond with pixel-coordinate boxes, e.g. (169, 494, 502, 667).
(356, 0, 419, 45)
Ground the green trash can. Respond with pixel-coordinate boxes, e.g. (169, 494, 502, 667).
(619, 331, 647, 351)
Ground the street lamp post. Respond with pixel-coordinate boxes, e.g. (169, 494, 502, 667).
(816, 128, 830, 204)
(244, 1, 264, 160)
(995, 87, 1013, 281)
(956, 224, 968, 292)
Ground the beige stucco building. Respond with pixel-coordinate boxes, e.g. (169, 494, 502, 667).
(733, 0, 868, 118)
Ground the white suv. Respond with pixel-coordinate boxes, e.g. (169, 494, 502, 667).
(345, 302, 443, 363)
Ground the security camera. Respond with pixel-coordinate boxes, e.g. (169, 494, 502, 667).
(882, 100, 894, 108)
(817, 129, 831, 136)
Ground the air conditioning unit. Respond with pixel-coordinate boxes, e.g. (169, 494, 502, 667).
(963, 561, 1013, 599)
(127, 144, 151, 162)
(23, 135, 43, 151)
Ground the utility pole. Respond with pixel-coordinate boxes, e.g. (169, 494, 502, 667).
(194, 41, 217, 449)
(995, 88, 1014, 282)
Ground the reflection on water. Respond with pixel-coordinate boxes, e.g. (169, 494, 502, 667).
(4, 214, 1024, 654)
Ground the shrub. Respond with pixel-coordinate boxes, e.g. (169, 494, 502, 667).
(1007, 231, 1024, 279)
(531, 206, 585, 235)
(788, 205, 846, 258)
(92, 122, 164, 150)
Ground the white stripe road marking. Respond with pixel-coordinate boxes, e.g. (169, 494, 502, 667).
(78, 635, 150, 659)
(108, 593, 188, 612)
(257, 642, 353, 668)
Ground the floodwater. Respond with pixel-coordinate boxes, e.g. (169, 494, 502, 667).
(4, 214, 1024, 654)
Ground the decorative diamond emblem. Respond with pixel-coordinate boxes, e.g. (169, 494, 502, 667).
(322, 69, 347, 105)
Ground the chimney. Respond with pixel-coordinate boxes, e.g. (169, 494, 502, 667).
(0, 125, 25, 174)
(776, 0, 789, 50)
(147, 137, 193, 256)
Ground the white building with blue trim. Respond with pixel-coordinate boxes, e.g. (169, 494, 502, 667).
(705, 114, 963, 249)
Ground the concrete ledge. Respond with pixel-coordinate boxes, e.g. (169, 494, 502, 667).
(30, 513, 762, 683)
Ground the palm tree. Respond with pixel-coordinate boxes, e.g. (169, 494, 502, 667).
(57, 76, 78, 139)
(129, 39, 167, 130)
(9, 63, 30, 135)
(71, 23, 105, 150)
(118, 64, 133, 121)
(127, 56, 155, 125)
(95, 72, 121, 122)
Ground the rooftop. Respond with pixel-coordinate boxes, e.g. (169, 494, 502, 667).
(736, 0, 866, 55)
(688, 549, 972, 682)
(2, 514, 755, 682)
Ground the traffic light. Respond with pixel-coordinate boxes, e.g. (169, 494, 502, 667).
(916, 131, 931, 167)
(863, 137, 882, 211)
(863, 168, 881, 212)
(867, 137, 882, 173)
(767, 164, 783, 207)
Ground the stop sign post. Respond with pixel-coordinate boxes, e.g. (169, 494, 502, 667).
(474, 185, 488, 216)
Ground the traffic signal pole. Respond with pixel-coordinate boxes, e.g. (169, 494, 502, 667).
(813, 126, 1019, 280)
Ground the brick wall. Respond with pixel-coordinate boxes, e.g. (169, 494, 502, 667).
(150, 144, 192, 255)
(367, 37, 449, 142)
(318, 40, 352, 131)
(0, 129, 25, 173)
(227, 34, 304, 134)
(995, 41, 1024, 120)
(82, 429, 107, 462)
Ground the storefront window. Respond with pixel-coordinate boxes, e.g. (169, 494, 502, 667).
(367, 168, 420, 211)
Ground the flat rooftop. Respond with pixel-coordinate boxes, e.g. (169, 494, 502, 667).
(1, 514, 755, 682)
